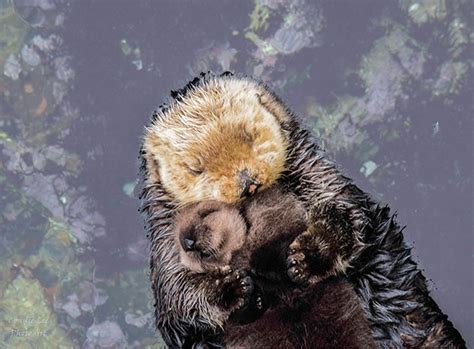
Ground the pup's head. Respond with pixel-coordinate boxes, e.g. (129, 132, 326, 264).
(143, 76, 290, 204)
(174, 200, 247, 273)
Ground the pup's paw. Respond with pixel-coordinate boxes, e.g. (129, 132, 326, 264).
(220, 269, 254, 313)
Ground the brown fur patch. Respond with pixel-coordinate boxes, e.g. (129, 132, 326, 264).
(225, 278, 376, 349)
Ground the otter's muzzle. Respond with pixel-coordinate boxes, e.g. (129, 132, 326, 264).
(239, 170, 261, 198)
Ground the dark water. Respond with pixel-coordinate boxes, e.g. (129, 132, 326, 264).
(0, 0, 472, 347)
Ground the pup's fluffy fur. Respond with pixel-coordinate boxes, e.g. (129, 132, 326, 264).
(174, 187, 376, 348)
(174, 200, 247, 274)
(140, 72, 465, 348)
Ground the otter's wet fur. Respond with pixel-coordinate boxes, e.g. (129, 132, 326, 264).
(174, 187, 376, 349)
(139, 72, 465, 348)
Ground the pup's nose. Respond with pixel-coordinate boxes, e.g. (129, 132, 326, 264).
(239, 170, 261, 198)
(182, 238, 195, 251)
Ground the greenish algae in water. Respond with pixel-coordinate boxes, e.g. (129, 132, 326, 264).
(0, 276, 74, 348)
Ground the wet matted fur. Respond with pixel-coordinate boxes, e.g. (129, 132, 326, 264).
(139, 72, 465, 348)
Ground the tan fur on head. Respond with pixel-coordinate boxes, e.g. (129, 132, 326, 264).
(174, 201, 247, 273)
(143, 77, 290, 204)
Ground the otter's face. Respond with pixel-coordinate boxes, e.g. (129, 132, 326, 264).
(174, 201, 246, 273)
(177, 119, 286, 203)
(143, 78, 289, 205)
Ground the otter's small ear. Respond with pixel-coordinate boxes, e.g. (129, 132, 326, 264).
(143, 151, 161, 183)
(255, 91, 290, 125)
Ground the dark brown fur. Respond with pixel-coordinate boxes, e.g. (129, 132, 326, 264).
(225, 279, 376, 349)
(174, 187, 375, 349)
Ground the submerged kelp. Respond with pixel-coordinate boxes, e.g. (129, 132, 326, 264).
(0, 0, 472, 347)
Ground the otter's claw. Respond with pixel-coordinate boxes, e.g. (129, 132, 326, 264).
(287, 252, 310, 285)
(286, 230, 319, 285)
(221, 269, 254, 312)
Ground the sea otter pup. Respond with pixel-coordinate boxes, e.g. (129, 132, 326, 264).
(174, 187, 376, 349)
(140, 72, 465, 348)
(174, 187, 307, 277)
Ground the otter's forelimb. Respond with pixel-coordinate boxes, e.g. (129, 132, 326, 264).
(287, 202, 356, 285)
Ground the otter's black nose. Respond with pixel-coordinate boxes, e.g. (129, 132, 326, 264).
(182, 238, 195, 251)
(239, 170, 261, 198)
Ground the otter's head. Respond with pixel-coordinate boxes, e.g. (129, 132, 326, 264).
(174, 201, 246, 273)
(143, 76, 291, 204)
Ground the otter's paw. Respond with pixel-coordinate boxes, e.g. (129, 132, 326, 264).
(286, 250, 310, 285)
(220, 269, 254, 313)
(286, 228, 325, 285)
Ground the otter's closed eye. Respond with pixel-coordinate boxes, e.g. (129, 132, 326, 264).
(186, 162, 204, 175)
(200, 250, 212, 259)
(242, 129, 253, 143)
(188, 167, 204, 175)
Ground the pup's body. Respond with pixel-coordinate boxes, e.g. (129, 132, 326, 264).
(175, 187, 375, 348)
(140, 72, 465, 348)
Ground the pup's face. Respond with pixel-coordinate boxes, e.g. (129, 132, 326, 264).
(143, 78, 289, 204)
(174, 201, 246, 273)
